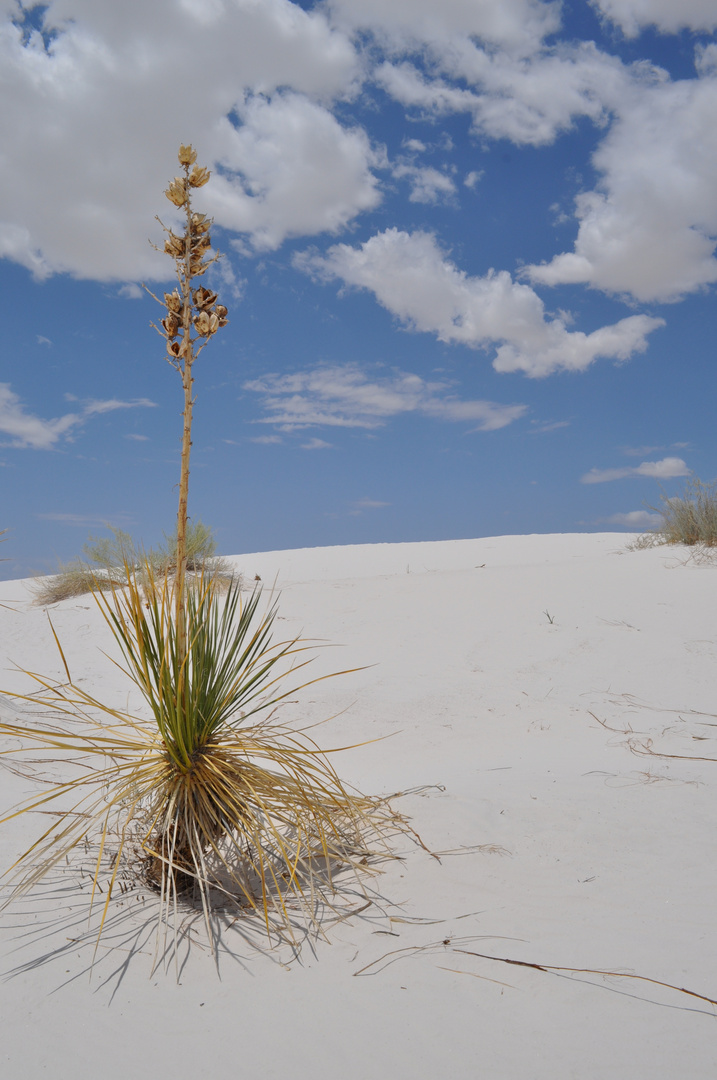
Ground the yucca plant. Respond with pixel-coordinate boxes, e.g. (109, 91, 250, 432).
(0, 567, 395, 961)
(0, 148, 405, 969)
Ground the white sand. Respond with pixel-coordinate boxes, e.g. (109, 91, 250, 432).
(0, 533, 715, 1078)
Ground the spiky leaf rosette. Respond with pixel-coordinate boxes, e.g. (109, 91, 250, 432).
(0, 569, 404, 966)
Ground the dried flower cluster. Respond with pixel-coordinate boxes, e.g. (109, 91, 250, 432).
(156, 144, 227, 367)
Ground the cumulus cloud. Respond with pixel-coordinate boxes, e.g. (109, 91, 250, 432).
(581, 457, 690, 483)
(376, 42, 631, 147)
(0, 385, 156, 450)
(207, 93, 381, 250)
(591, 0, 717, 36)
(392, 163, 456, 204)
(0, 0, 363, 279)
(243, 362, 527, 431)
(526, 71, 717, 301)
(296, 228, 664, 377)
(323, 0, 561, 55)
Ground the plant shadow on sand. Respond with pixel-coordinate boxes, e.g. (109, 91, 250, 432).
(0, 815, 415, 997)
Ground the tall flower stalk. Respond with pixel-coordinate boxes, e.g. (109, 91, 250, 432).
(151, 144, 227, 661)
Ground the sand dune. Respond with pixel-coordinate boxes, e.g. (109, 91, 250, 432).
(0, 533, 715, 1078)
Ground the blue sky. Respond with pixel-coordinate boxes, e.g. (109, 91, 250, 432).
(1, 0, 716, 580)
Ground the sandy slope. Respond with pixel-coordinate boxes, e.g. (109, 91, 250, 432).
(0, 533, 715, 1079)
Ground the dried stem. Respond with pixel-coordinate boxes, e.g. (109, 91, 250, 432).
(148, 145, 228, 666)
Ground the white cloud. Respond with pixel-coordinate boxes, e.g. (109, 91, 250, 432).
(296, 228, 664, 377)
(249, 434, 283, 445)
(206, 92, 382, 251)
(348, 496, 390, 515)
(82, 397, 156, 416)
(376, 41, 630, 147)
(591, 0, 717, 36)
(125, 433, 149, 441)
(0, 0, 360, 279)
(0, 385, 157, 449)
(118, 284, 143, 299)
(0, 384, 80, 449)
(392, 163, 456, 203)
(605, 510, 662, 527)
(244, 362, 527, 431)
(526, 72, 717, 301)
(323, 0, 561, 55)
(581, 457, 690, 483)
(301, 437, 332, 449)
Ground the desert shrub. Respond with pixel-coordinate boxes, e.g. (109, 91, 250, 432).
(32, 521, 232, 604)
(654, 478, 717, 547)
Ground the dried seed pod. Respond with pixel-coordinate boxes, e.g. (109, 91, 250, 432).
(214, 305, 228, 319)
(161, 314, 179, 338)
(193, 287, 217, 309)
(193, 311, 211, 336)
(164, 233, 185, 258)
(178, 144, 197, 166)
(165, 178, 187, 207)
(164, 290, 182, 314)
(191, 235, 211, 255)
(167, 340, 187, 358)
(188, 165, 211, 188)
(191, 213, 211, 235)
(207, 312, 219, 335)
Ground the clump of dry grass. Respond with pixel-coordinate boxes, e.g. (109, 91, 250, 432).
(626, 477, 717, 551)
(655, 477, 717, 546)
(32, 521, 233, 605)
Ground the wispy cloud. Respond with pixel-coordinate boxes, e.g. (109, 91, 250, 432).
(301, 437, 332, 450)
(581, 457, 690, 484)
(125, 433, 149, 441)
(530, 419, 571, 434)
(248, 434, 283, 445)
(0, 384, 157, 450)
(348, 497, 390, 516)
(83, 398, 156, 416)
(244, 363, 526, 433)
(36, 512, 135, 529)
